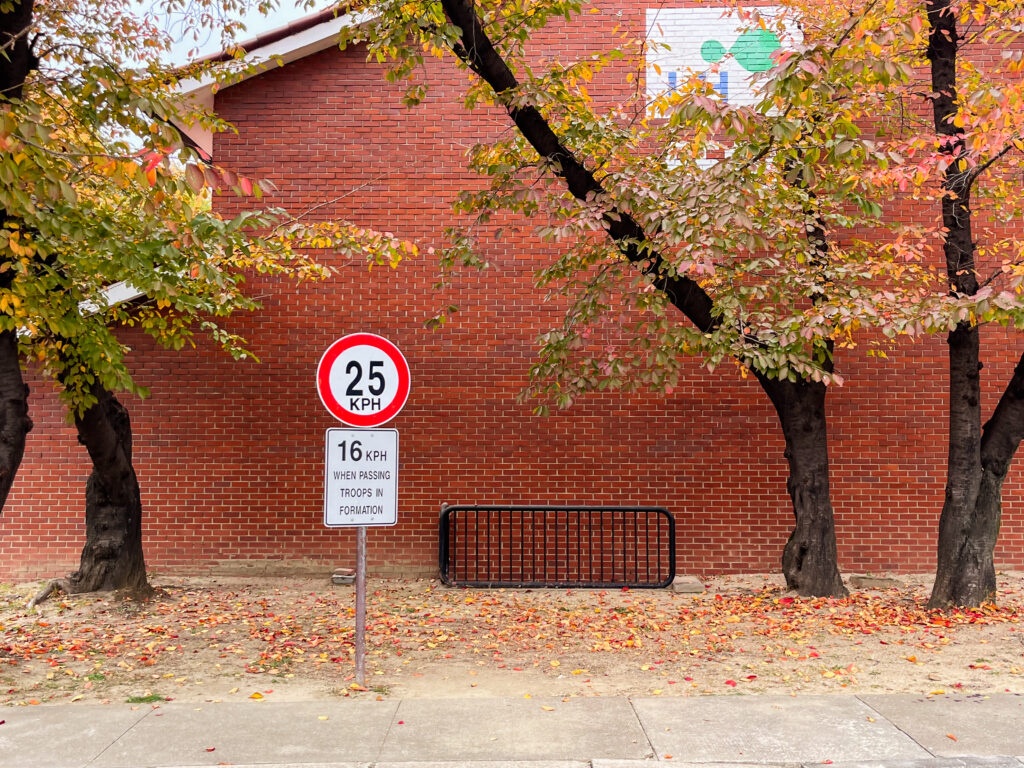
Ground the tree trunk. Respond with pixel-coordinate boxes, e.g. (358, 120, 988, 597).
(64, 382, 149, 595)
(761, 376, 848, 597)
(0, 329, 30, 511)
(0, 0, 35, 101)
(929, 324, 990, 607)
(0, 0, 38, 515)
(930, 348, 1024, 607)
(925, 0, 1000, 608)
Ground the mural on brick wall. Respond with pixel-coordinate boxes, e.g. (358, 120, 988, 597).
(645, 6, 800, 107)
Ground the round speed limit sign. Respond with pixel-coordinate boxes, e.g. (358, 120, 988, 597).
(316, 334, 411, 427)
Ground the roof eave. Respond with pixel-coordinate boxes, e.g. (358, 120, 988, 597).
(173, 8, 375, 157)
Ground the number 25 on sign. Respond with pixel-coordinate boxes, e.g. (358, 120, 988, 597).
(316, 333, 410, 428)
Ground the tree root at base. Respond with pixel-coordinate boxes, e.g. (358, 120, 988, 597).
(26, 576, 157, 609)
(27, 577, 72, 609)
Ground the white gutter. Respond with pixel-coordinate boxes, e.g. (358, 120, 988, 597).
(78, 280, 146, 316)
(16, 280, 145, 339)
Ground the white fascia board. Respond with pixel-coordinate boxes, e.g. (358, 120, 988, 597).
(78, 280, 146, 317)
(175, 10, 375, 157)
(17, 280, 144, 338)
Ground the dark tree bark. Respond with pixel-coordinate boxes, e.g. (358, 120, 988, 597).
(926, 0, 1001, 608)
(760, 376, 846, 596)
(929, 343, 1024, 608)
(438, 0, 846, 595)
(0, 329, 31, 510)
(0, 0, 37, 515)
(68, 382, 149, 593)
(30, 382, 149, 606)
(0, 0, 36, 101)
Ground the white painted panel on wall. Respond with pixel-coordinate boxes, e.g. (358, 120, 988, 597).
(645, 7, 801, 108)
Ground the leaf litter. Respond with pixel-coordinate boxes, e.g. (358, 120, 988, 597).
(2, 572, 1023, 705)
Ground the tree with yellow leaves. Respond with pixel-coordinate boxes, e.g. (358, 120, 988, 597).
(1, 0, 413, 601)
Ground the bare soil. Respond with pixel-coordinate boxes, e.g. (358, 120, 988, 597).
(2, 572, 1023, 707)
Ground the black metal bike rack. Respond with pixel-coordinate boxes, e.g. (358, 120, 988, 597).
(438, 505, 676, 589)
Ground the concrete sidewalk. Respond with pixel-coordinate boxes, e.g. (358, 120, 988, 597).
(1, 693, 1022, 768)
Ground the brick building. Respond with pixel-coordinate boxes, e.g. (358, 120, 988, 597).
(2, 3, 1023, 582)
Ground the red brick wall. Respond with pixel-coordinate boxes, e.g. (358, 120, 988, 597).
(2, 3, 1023, 581)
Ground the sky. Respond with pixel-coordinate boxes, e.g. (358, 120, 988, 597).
(156, 0, 319, 63)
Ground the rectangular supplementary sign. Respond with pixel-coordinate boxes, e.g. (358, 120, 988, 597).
(324, 428, 398, 527)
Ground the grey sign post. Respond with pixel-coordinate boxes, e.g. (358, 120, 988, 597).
(317, 334, 409, 687)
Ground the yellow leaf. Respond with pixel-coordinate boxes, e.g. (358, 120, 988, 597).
(541, 706, 555, 711)
(249, 692, 263, 699)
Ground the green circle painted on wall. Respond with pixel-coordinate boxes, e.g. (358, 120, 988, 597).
(700, 39, 727, 64)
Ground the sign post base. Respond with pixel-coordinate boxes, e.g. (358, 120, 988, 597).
(355, 526, 367, 686)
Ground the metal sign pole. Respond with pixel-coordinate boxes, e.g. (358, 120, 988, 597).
(317, 334, 409, 691)
(355, 525, 367, 686)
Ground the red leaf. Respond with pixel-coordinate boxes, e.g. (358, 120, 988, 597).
(185, 164, 205, 192)
(725, 680, 737, 687)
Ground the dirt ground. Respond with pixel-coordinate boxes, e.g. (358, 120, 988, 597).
(2, 572, 1024, 707)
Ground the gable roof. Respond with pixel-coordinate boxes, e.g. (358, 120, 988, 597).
(175, 6, 374, 156)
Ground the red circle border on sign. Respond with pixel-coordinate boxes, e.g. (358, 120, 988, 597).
(316, 333, 411, 427)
